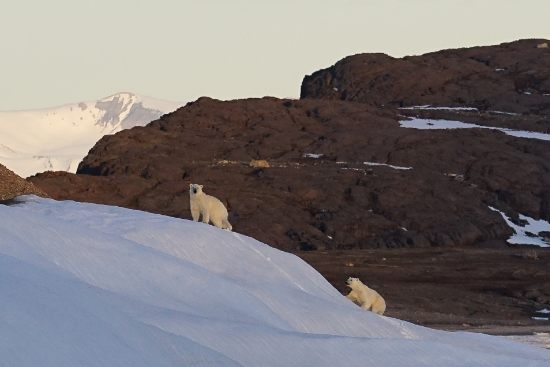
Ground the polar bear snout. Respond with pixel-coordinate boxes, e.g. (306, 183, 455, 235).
(189, 183, 203, 195)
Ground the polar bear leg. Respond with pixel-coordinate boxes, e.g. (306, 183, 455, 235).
(210, 217, 224, 229)
(360, 302, 373, 311)
(222, 219, 232, 231)
(202, 210, 210, 224)
(371, 298, 386, 315)
(191, 207, 201, 222)
(346, 292, 360, 305)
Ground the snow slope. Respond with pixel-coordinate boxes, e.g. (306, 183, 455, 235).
(0, 93, 183, 177)
(0, 197, 549, 366)
(490, 207, 550, 247)
(399, 116, 550, 142)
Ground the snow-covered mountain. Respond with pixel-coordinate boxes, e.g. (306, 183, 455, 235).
(0, 93, 183, 178)
(0, 196, 548, 366)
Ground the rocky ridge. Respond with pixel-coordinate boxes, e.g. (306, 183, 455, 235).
(301, 38, 550, 115)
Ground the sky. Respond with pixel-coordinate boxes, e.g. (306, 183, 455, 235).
(1, 0, 549, 111)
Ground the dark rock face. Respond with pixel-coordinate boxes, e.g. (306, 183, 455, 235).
(29, 97, 550, 252)
(301, 39, 550, 115)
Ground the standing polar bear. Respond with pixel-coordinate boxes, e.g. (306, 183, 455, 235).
(189, 184, 232, 231)
(346, 277, 386, 315)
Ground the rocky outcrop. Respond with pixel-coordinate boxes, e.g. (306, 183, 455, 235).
(301, 39, 550, 115)
(29, 97, 550, 251)
(0, 164, 47, 201)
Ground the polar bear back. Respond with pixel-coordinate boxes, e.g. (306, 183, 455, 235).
(203, 194, 228, 217)
(190, 191, 228, 219)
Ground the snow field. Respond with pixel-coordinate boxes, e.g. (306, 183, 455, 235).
(364, 162, 412, 170)
(399, 116, 550, 142)
(489, 207, 550, 247)
(0, 197, 549, 366)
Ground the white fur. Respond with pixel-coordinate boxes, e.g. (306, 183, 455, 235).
(189, 184, 232, 231)
(346, 277, 386, 315)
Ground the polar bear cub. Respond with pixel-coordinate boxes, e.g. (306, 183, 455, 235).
(346, 277, 386, 315)
(189, 184, 232, 231)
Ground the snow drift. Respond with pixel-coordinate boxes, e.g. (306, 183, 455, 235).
(0, 196, 548, 366)
(0, 93, 183, 178)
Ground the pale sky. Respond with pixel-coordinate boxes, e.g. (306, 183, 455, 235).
(1, 0, 549, 111)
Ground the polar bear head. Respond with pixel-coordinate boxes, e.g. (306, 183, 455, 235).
(189, 183, 204, 195)
(346, 277, 362, 288)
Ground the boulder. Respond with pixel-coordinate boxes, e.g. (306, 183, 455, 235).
(0, 164, 47, 201)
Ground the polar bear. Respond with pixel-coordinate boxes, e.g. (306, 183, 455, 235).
(346, 277, 386, 315)
(189, 184, 232, 231)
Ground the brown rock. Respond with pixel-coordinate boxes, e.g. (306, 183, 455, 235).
(0, 164, 47, 201)
(249, 159, 270, 168)
(301, 39, 550, 115)
(29, 97, 550, 252)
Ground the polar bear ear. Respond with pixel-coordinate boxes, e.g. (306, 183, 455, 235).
(190, 184, 194, 188)
(199, 185, 203, 189)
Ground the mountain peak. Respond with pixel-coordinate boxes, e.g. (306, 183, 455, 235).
(0, 93, 184, 177)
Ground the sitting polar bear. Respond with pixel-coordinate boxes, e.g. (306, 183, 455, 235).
(189, 184, 232, 231)
(346, 277, 386, 315)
